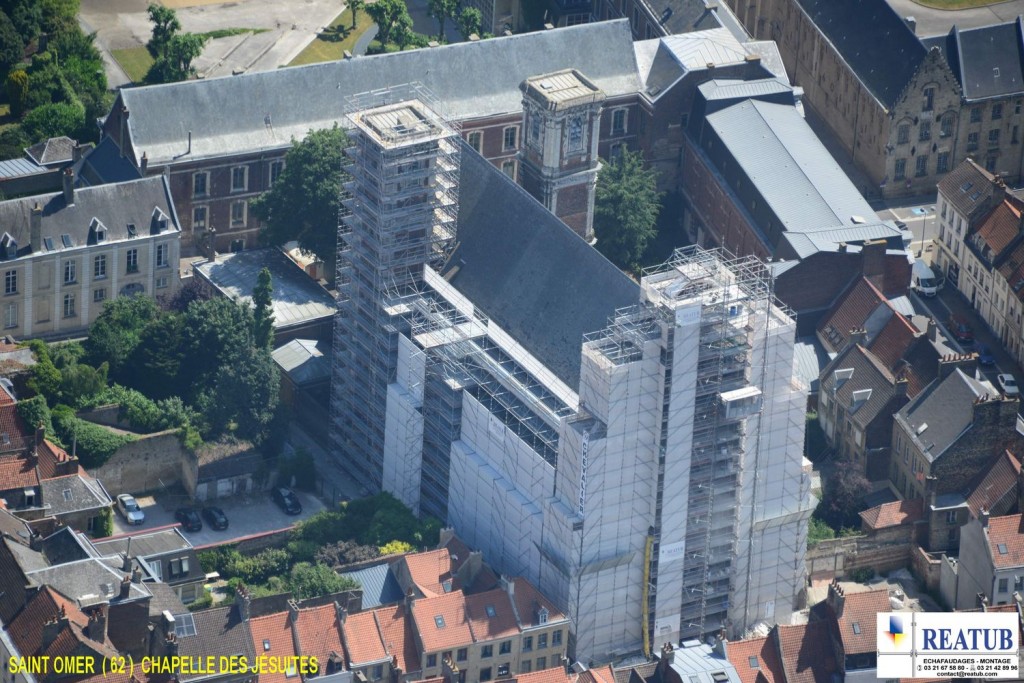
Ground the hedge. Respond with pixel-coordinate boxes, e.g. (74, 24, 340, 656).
(51, 404, 135, 468)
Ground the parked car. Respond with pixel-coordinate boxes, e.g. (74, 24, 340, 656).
(201, 507, 229, 531)
(977, 344, 996, 366)
(116, 494, 145, 525)
(947, 314, 974, 344)
(997, 374, 1020, 397)
(273, 488, 302, 515)
(174, 508, 203, 532)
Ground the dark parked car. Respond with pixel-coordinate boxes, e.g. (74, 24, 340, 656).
(273, 488, 302, 515)
(175, 508, 203, 532)
(201, 507, 229, 531)
(947, 314, 974, 344)
(977, 344, 996, 366)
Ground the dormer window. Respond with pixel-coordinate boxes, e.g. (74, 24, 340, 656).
(126, 223, 137, 237)
(152, 208, 169, 234)
(90, 218, 107, 243)
(537, 606, 548, 624)
(60, 234, 73, 249)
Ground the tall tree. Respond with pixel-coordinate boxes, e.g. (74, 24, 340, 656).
(0, 11, 24, 77)
(364, 0, 409, 47)
(456, 7, 482, 41)
(348, 0, 364, 30)
(426, 0, 458, 40)
(145, 2, 180, 58)
(252, 267, 274, 350)
(145, 32, 206, 84)
(594, 149, 661, 271)
(85, 295, 161, 379)
(392, 12, 414, 50)
(251, 126, 349, 278)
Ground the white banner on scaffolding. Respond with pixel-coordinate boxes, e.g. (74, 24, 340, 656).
(578, 430, 590, 517)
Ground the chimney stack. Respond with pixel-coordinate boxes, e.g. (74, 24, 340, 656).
(236, 584, 251, 621)
(862, 239, 887, 291)
(141, 152, 149, 175)
(87, 604, 108, 643)
(72, 142, 83, 163)
(120, 573, 132, 599)
(894, 377, 909, 397)
(847, 327, 868, 349)
(938, 353, 978, 380)
(981, 508, 990, 528)
(827, 578, 846, 616)
(132, 565, 143, 583)
(30, 203, 42, 253)
(927, 318, 938, 342)
(42, 610, 66, 652)
(712, 632, 727, 659)
(904, 16, 917, 33)
(62, 168, 74, 205)
(335, 601, 347, 624)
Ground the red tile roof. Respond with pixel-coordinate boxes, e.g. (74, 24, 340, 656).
(405, 548, 455, 598)
(0, 454, 38, 490)
(374, 603, 418, 674)
(343, 608, 389, 666)
(987, 514, 1024, 568)
(579, 665, 615, 683)
(413, 591, 475, 652)
(512, 668, 574, 683)
(509, 578, 565, 628)
(998, 240, 1024, 302)
(834, 589, 892, 654)
(817, 277, 885, 351)
(249, 612, 299, 683)
(293, 603, 345, 668)
(8, 586, 119, 661)
(868, 313, 919, 371)
(465, 589, 519, 641)
(859, 498, 924, 530)
(975, 198, 1024, 257)
(726, 636, 785, 683)
(0, 398, 29, 448)
(37, 439, 74, 480)
(775, 622, 836, 683)
(967, 451, 1022, 517)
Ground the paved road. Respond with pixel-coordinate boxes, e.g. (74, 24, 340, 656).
(885, 0, 1024, 37)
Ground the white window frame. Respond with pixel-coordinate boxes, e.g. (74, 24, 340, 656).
(156, 276, 169, 289)
(156, 244, 169, 268)
(63, 260, 76, 285)
(502, 126, 519, 151)
(94, 254, 107, 279)
(231, 200, 247, 227)
(4, 302, 16, 329)
(126, 249, 139, 274)
(501, 159, 517, 180)
(468, 131, 483, 153)
(4, 270, 15, 295)
(93, 288, 106, 303)
(63, 293, 75, 318)
(231, 166, 248, 193)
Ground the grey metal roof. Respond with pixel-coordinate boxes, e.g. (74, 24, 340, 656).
(40, 475, 111, 516)
(93, 527, 193, 558)
(194, 249, 336, 331)
(0, 175, 179, 260)
(668, 642, 741, 683)
(794, 336, 830, 394)
(272, 338, 331, 385)
(779, 223, 906, 260)
(119, 21, 641, 166)
(26, 557, 153, 603)
(744, 40, 787, 79)
(698, 77, 791, 101)
(706, 99, 879, 236)
(794, 0, 926, 107)
(0, 157, 44, 179)
(952, 18, 1024, 101)
(896, 368, 998, 462)
(340, 562, 403, 609)
(448, 143, 638, 388)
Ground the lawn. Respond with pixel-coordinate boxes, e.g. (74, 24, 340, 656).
(912, 0, 1004, 7)
(289, 9, 375, 66)
(111, 47, 155, 84)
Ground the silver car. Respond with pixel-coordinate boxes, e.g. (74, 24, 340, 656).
(997, 374, 1020, 398)
(116, 494, 145, 525)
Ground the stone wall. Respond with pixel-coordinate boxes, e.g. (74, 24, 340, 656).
(89, 430, 197, 496)
(807, 525, 915, 579)
(912, 545, 941, 592)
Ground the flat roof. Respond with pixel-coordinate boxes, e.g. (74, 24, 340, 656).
(352, 101, 452, 148)
(194, 248, 335, 330)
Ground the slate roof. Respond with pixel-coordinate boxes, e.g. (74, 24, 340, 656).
(25, 137, 77, 167)
(145, 579, 188, 617)
(938, 159, 1001, 222)
(725, 635, 785, 683)
(859, 498, 924, 530)
(39, 526, 93, 565)
(986, 513, 1024, 568)
(272, 339, 331, 386)
(75, 136, 143, 186)
(896, 367, 998, 462)
(0, 175, 179, 260)
(703, 99, 881, 241)
(948, 18, 1024, 101)
(26, 557, 152, 605)
(249, 612, 299, 683)
(819, 344, 898, 431)
(40, 473, 112, 515)
(966, 450, 1021, 517)
(449, 143, 637, 388)
(194, 249, 335, 331)
(774, 622, 836, 683)
(117, 21, 641, 166)
(998, 239, 1024, 302)
(0, 507, 31, 544)
(92, 526, 192, 559)
(339, 562, 403, 609)
(793, 0, 926, 107)
(176, 605, 256, 681)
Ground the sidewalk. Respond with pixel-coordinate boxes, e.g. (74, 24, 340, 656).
(935, 286, 1024, 387)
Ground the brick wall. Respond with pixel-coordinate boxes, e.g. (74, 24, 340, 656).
(807, 527, 915, 579)
(88, 430, 197, 496)
(912, 545, 941, 592)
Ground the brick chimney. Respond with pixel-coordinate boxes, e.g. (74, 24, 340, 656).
(925, 475, 937, 508)
(42, 606, 68, 652)
(980, 508, 990, 528)
(894, 377, 909, 397)
(334, 600, 347, 624)
(827, 578, 846, 617)
(927, 318, 938, 342)
(62, 168, 75, 205)
(847, 328, 868, 349)
(72, 142, 83, 163)
(86, 604, 108, 643)
(120, 573, 132, 599)
(30, 203, 42, 253)
(938, 353, 977, 380)
(656, 642, 676, 680)
(236, 584, 251, 621)
(861, 239, 887, 291)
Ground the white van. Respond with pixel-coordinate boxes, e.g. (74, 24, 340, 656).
(912, 260, 943, 297)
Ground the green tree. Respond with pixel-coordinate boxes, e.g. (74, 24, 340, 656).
(126, 314, 186, 400)
(27, 343, 62, 405)
(145, 2, 180, 58)
(252, 267, 274, 350)
(252, 126, 349, 277)
(21, 101, 85, 142)
(60, 362, 109, 408)
(4, 0, 40, 44)
(16, 395, 56, 441)
(39, 0, 79, 34)
(364, 0, 409, 47)
(594, 149, 661, 271)
(181, 297, 256, 398)
(5, 69, 27, 116)
(379, 540, 415, 555)
(426, 0, 457, 39)
(94, 507, 114, 538)
(0, 126, 28, 160)
(392, 12, 415, 50)
(288, 562, 359, 599)
(819, 458, 871, 529)
(456, 7, 482, 41)
(0, 11, 24, 77)
(145, 32, 206, 84)
(86, 295, 161, 379)
(203, 346, 280, 441)
(349, 0, 364, 29)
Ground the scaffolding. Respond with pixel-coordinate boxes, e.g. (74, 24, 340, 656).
(331, 86, 461, 495)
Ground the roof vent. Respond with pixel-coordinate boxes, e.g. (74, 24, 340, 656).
(916, 422, 928, 435)
(850, 215, 866, 224)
